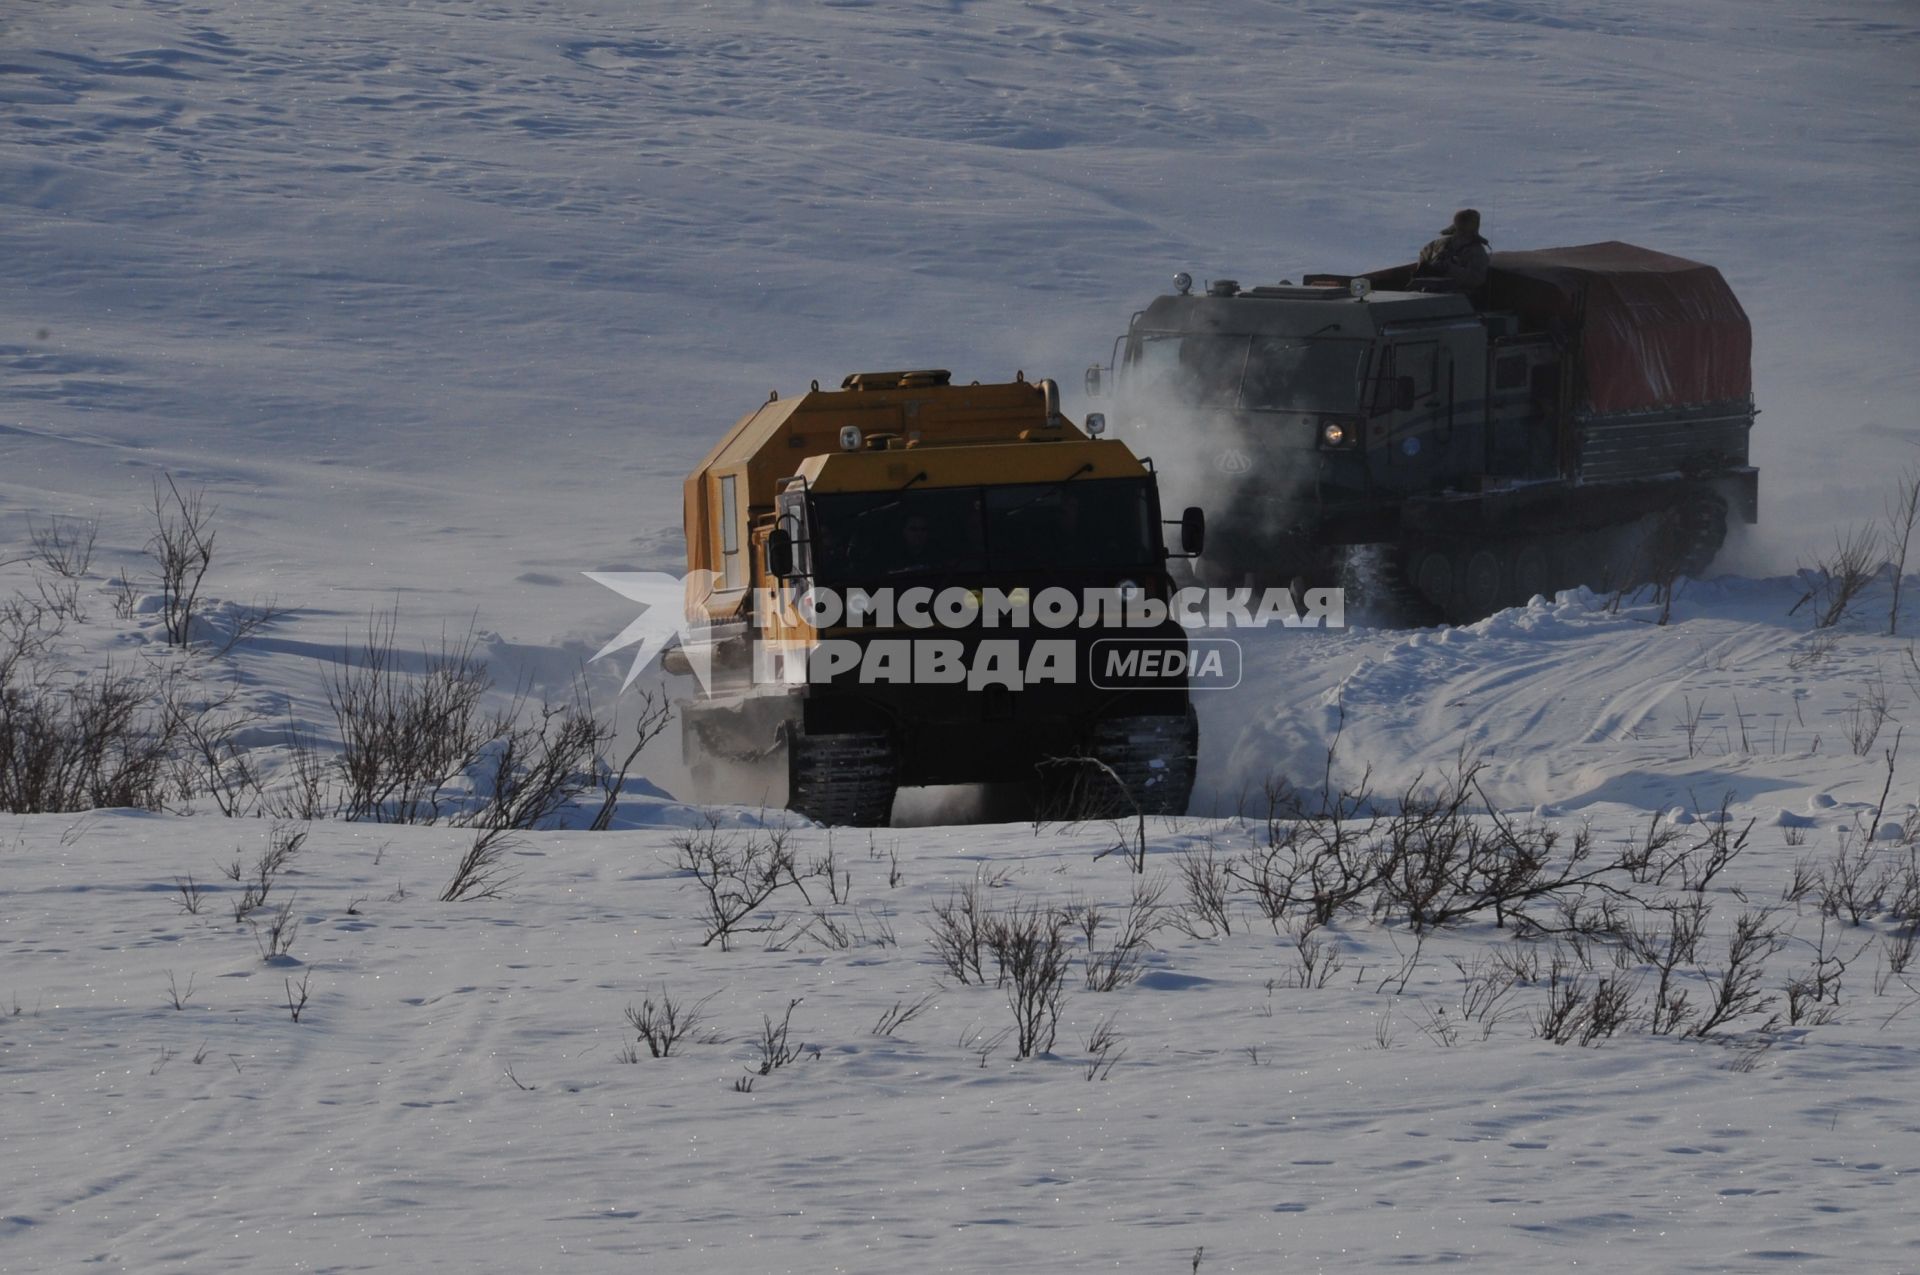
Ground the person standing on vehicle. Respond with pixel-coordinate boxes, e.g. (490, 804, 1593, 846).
(1413, 208, 1490, 291)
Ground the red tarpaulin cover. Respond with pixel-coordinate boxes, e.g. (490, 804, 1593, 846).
(1482, 242, 1752, 416)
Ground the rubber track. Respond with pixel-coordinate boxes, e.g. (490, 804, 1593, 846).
(1372, 545, 1447, 627)
(788, 731, 898, 827)
(1084, 710, 1200, 817)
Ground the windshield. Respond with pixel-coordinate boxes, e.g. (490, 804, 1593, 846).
(1131, 333, 1367, 413)
(807, 478, 1157, 581)
(1132, 334, 1248, 409)
(1239, 337, 1368, 411)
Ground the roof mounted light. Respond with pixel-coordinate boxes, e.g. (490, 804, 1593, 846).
(1350, 278, 1372, 300)
(1085, 412, 1106, 437)
(838, 425, 863, 451)
(1173, 271, 1193, 296)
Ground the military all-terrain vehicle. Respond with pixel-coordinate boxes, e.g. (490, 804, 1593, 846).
(674, 370, 1204, 826)
(1088, 242, 1757, 622)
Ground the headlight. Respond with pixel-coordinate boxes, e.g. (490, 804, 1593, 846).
(1319, 418, 1358, 449)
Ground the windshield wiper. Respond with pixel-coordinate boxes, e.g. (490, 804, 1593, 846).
(999, 464, 1098, 518)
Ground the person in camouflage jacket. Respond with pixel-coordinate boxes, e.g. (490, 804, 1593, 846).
(1414, 208, 1489, 291)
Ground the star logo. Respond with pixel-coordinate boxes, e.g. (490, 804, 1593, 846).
(583, 569, 717, 693)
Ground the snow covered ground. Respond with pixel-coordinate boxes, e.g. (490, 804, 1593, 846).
(5, 0, 1920, 1269)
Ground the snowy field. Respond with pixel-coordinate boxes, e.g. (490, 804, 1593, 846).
(5, 0, 1920, 1270)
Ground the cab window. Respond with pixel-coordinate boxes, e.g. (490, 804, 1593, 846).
(719, 475, 743, 589)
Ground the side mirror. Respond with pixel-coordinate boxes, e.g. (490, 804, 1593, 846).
(764, 527, 794, 580)
(1180, 506, 1206, 557)
(1395, 375, 1417, 413)
(1085, 364, 1104, 398)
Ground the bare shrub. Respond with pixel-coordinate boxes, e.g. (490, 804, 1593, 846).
(1886, 467, 1920, 635)
(928, 878, 993, 985)
(1687, 910, 1784, 1038)
(319, 611, 610, 835)
(285, 971, 311, 1022)
(1662, 796, 1754, 893)
(461, 695, 603, 838)
(677, 823, 811, 949)
(1276, 915, 1346, 990)
(1630, 897, 1711, 1035)
(1619, 810, 1684, 884)
(1583, 975, 1639, 1044)
(230, 872, 267, 922)
(0, 666, 181, 813)
(29, 515, 97, 580)
(1677, 695, 1709, 759)
(164, 970, 196, 1010)
(959, 1022, 1013, 1069)
(440, 827, 518, 901)
(1788, 628, 1840, 673)
(1418, 1003, 1460, 1047)
(266, 718, 328, 821)
(1173, 844, 1234, 937)
(1534, 960, 1636, 1046)
(1232, 761, 1638, 943)
(260, 820, 308, 877)
(588, 686, 673, 831)
(1793, 526, 1882, 630)
(1883, 924, 1917, 984)
(984, 903, 1073, 1058)
(109, 575, 138, 623)
(147, 474, 216, 647)
(814, 837, 850, 906)
(325, 612, 492, 824)
(1233, 773, 1382, 927)
(1818, 830, 1892, 924)
(1784, 919, 1861, 1027)
(173, 873, 204, 916)
(1080, 877, 1164, 991)
(750, 998, 806, 1074)
(1449, 954, 1522, 1036)
(1038, 754, 1146, 869)
(32, 573, 86, 626)
(872, 993, 935, 1037)
(624, 988, 715, 1058)
(1082, 1013, 1125, 1080)
(1846, 677, 1891, 757)
(788, 905, 896, 951)
(249, 896, 300, 961)
(169, 691, 267, 817)
(1374, 767, 1611, 933)
(0, 592, 63, 686)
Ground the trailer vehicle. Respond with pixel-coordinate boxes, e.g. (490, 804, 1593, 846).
(1089, 242, 1757, 622)
(676, 370, 1204, 825)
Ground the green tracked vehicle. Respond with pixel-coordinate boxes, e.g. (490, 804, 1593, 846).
(1090, 242, 1757, 623)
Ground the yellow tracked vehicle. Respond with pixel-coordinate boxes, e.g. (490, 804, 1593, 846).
(676, 370, 1204, 826)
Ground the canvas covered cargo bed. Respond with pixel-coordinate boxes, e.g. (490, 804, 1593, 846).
(1483, 241, 1752, 417)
